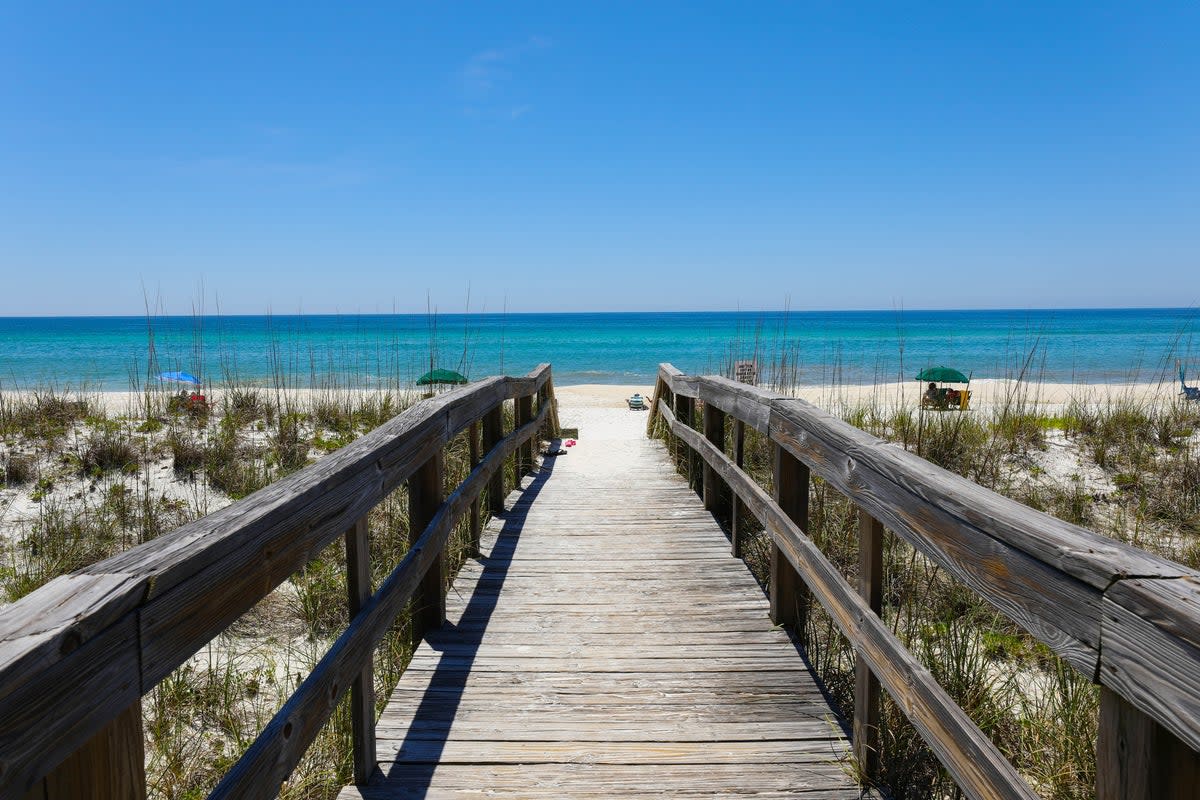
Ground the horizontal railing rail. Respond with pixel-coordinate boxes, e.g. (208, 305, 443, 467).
(0, 364, 557, 800)
(649, 363, 1200, 799)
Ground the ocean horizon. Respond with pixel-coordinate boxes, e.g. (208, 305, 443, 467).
(0, 308, 1196, 391)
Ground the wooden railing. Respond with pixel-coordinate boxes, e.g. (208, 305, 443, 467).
(0, 365, 558, 800)
(648, 364, 1200, 800)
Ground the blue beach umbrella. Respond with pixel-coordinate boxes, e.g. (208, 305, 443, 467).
(158, 370, 202, 386)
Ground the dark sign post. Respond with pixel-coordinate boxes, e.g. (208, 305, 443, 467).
(734, 360, 757, 385)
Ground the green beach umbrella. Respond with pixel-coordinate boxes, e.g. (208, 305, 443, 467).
(417, 368, 469, 386)
(915, 366, 970, 384)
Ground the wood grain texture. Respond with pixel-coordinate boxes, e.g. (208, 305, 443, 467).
(1099, 577, 1200, 752)
(770, 442, 808, 632)
(732, 418, 746, 557)
(354, 406, 862, 798)
(515, 394, 533, 482)
(702, 402, 729, 520)
(855, 510, 883, 782)
(408, 452, 445, 645)
(1097, 686, 1200, 800)
(345, 518, 376, 786)
(39, 701, 146, 800)
(481, 404, 504, 515)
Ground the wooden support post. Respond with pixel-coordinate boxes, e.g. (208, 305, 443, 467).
(732, 419, 745, 557)
(515, 394, 533, 485)
(468, 421, 482, 554)
(537, 381, 552, 439)
(854, 510, 884, 782)
(770, 443, 810, 635)
(408, 451, 445, 645)
(344, 517, 376, 785)
(1097, 686, 1200, 799)
(703, 404, 729, 523)
(673, 393, 699, 492)
(483, 404, 504, 515)
(647, 378, 664, 436)
(36, 701, 146, 800)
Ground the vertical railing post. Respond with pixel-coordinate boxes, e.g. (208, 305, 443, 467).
(408, 451, 445, 645)
(1097, 687, 1200, 798)
(731, 419, 745, 557)
(673, 393, 698, 492)
(40, 702, 147, 799)
(345, 516, 376, 785)
(855, 510, 883, 782)
(468, 421, 482, 554)
(703, 403, 730, 524)
(647, 377, 664, 437)
(537, 378, 554, 439)
(483, 404, 504, 515)
(770, 443, 810, 636)
(659, 385, 675, 451)
(515, 394, 533, 484)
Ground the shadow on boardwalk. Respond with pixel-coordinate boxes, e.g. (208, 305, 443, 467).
(379, 454, 559, 792)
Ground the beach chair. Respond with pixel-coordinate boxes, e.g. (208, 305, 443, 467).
(627, 393, 647, 410)
(1182, 366, 1200, 401)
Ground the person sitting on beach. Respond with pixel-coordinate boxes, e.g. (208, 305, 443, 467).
(924, 382, 938, 404)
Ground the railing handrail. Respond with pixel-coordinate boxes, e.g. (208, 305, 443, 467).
(650, 363, 1200, 798)
(0, 364, 555, 798)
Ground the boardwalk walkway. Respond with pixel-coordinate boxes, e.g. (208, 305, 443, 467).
(339, 409, 860, 798)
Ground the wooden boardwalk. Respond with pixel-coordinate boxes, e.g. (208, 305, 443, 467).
(339, 415, 860, 798)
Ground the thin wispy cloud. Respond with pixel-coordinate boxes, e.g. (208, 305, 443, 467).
(459, 36, 549, 120)
(461, 36, 550, 93)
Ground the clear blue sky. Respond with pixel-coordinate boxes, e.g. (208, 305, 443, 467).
(2, 2, 1197, 315)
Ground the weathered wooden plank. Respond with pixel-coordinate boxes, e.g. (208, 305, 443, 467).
(703, 403, 729, 521)
(697, 375, 781, 434)
(732, 418, 746, 557)
(379, 716, 844, 739)
(771, 441, 808, 632)
(377, 697, 831, 719)
(658, 362, 699, 400)
(409, 452, 446, 644)
(1096, 685, 1200, 800)
(482, 403, 504, 515)
(0, 588, 142, 799)
(503, 363, 552, 401)
(854, 510, 884, 781)
(1099, 577, 1200, 753)
(672, 391, 698, 487)
(467, 421, 481, 553)
(515, 394, 533, 482)
(40, 701, 146, 800)
(338, 762, 861, 799)
(378, 738, 850, 765)
(344, 518, 375, 786)
(646, 376, 665, 436)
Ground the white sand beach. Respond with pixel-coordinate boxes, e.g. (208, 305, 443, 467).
(556, 378, 1189, 416)
(4, 374, 1189, 421)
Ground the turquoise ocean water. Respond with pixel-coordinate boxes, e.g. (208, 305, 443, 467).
(0, 309, 1196, 390)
